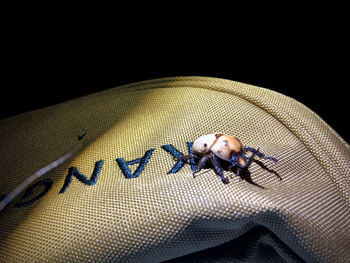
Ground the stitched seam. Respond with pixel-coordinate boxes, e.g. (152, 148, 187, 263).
(112, 77, 349, 203)
(115, 79, 331, 166)
(119, 77, 348, 164)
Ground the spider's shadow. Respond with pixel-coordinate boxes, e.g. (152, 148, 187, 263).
(253, 159, 281, 180)
(197, 158, 281, 189)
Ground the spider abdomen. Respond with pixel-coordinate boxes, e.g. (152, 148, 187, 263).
(192, 132, 244, 161)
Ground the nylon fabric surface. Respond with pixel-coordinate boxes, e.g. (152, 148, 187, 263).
(0, 77, 349, 262)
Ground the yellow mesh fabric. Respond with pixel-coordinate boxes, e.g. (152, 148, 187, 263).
(0, 77, 349, 262)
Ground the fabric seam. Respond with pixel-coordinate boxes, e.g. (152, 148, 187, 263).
(113, 77, 349, 206)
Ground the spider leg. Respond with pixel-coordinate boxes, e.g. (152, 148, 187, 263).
(245, 146, 278, 163)
(244, 150, 257, 169)
(228, 155, 245, 173)
(192, 155, 210, 178)
(235, 153, 248, 177)
(180, 154, 197, 160)
(211, 153, 229, 184)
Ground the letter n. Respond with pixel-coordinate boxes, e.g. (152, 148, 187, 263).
(59, 160, 104, 194)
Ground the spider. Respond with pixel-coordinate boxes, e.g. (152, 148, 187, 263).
(182, 133, 277, 184)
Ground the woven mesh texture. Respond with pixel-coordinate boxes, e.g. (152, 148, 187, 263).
(0, 77, 349, 262)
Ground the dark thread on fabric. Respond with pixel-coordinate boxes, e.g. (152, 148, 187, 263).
(14, 178, 54, 208)
(161, 142, 196, 174)
(78, 128, 88, 141)
(59, 160, 104, 194)
(116, 148, 155, 179)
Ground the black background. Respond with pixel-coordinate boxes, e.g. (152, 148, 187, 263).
(1, 13, 348, 143)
